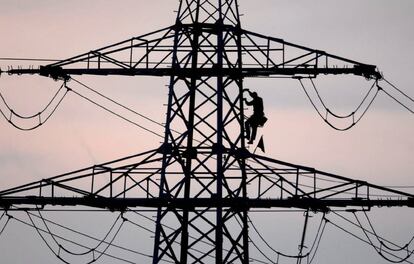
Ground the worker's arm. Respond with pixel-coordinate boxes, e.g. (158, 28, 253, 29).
(243, 89, 254, 105)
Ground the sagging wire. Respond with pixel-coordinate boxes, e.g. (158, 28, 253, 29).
(234, 216, 276, 264)
(65, 80, 165, 138)
(26, 210, 127, 264)
(9, 212, 135, 264)
(307, 216, 328, 264)
(68, 78, 221, 147)
(247, 213, 327, 264)
(70, 77, 180, 134)
(352, 211, 414, 263)
(0, 75, 168, 137)
(0, 82, 69, 131)
(36, 209, 124, 257)
(0, 211, 12, 237)
(380, 77, 414, 114)
(299, 76, 414, 131)
(362, 210, 414, 253)
(329, 212, 414, 264)
(16, 208, 156, 261)
(333, 211, 414, 252)
(298, 78, 379, 131)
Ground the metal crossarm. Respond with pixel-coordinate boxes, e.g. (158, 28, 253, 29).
(1, 148, 412, 210)
(5, 25, 381, 80)
(0, 1, 410, 264)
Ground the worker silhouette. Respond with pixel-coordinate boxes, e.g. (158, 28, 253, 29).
(244, 89, 267, 144)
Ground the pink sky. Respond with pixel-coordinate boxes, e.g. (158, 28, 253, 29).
(0, 1, 413, 263)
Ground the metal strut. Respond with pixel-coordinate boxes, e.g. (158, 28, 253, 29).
(0, 1, 409, 264)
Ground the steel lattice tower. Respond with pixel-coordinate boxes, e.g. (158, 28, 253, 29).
(0, 1, 413, 264)
(154, 1, 249, 263)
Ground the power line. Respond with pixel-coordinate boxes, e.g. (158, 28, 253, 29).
(14, 212, 135, 264)
(66, 83, 165, 138)
(298, 78, 379, 131)
(383, 78, 414, 104)
(64, 78, 414, 195)
(0, 82, 69, 131)
(235, 217, 276, 264)
(352, 212, 414, 263)
(27, 211, 126, 264)
(0, 57, 62, 62)
(36, 209, 124, 257)
(328, 212, 414, 264)
(71, 77, 170, 131)
(17, 207, 269, 264)
(333, 212, 413, 252)
(299, 77, 414, 132)
(0, 75, 170, 136)
(247, 213, 327, 263)
(20, 209, 160, 262)
(0, 56, 266, 67)
(379, 87, 414, 114)
(0, 211, 11, 237)
(361, 210, 414, 253)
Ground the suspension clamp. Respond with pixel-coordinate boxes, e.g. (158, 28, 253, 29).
(39, 65, 70, 81)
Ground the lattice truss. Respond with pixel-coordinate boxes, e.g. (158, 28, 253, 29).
(1, 0, 412, 264)
(10, 14, 379, 80)
(1, 148, 413, 263)
(1, 148, 412, 210)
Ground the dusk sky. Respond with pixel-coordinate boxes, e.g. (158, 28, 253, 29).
(0, 1, 413, 263)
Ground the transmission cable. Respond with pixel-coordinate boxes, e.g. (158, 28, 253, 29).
(383, 77, 414, 104)
(307, 217, 328, 264)
(71, 77, 177, 133)
(327, 217, 414, 264)
(0, 82, 69, 130)
(381, 88, 414, 114)
(298, 78, 379, 131)
(0, 211, 11, 237)
(330, 212, 414, 264)
(68, 78, 214, 145)
(247, 213, 327, 263)
(27, 211, 126, 264)
(352, 211, 414, 263)
(234, 216, 276, 263)
(65, 82, 164, 138)
(378, 78, 414, 114)
(0, 75, 167, 137)
(0, 57, 61, 62)
(36, 209, 124, 257)
(19, 208, 163, 262)
(333, 211, 414, 253)
(299, 77, 413, 131)
(13, 212, 134, 264)
(362, 210, 414, 252)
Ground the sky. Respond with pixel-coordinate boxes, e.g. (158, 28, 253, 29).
(0, 0, 413, 264)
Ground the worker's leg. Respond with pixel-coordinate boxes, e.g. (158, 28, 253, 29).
(249, 125, 258, 144)
(245, 120, 251, 140)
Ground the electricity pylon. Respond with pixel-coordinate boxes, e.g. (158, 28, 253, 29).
(0, 1, 412, 264)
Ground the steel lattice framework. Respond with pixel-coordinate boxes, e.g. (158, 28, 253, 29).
(0, 1, 412, 264)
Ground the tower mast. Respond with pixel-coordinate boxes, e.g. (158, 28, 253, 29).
(0, 1, 411, 264)
(154, 1, 249, 262)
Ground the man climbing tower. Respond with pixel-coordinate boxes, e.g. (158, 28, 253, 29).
(244, 89, 267, 144)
